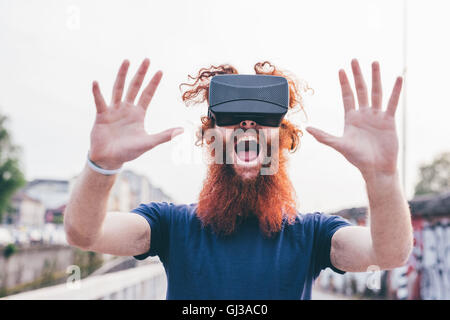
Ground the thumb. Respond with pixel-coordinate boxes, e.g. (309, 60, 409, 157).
(144, 127, 184, 150)
(305, 126, 341, 150)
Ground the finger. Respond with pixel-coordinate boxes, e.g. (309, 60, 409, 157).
(306, 126, 341, 151)
(111, 60, 130, 107)
(137, 70, 163, 110)
(351, 59, 369, 108)
(385, 77, 403, 117)
(339, 69, 356, 114)
(125, 58, 150, 104)
(92, 81, 107, 113)
(143, 127, 184, 151)
(371, 61, 383, 110)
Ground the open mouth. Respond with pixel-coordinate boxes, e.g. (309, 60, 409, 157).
(234, 137, 260, 162)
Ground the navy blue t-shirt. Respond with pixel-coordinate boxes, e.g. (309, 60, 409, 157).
(131, 202, 351, 300)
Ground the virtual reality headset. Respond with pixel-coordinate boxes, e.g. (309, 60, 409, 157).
(208, 74, 289, 127)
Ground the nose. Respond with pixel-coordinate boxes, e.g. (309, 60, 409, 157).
(239, 120, 256, 130)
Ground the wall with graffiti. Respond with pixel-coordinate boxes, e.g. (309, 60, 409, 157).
(416, 217, 450, 299)
(317, 212, 450, 299)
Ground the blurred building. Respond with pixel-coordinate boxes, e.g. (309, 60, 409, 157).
(14, 179, 70, 226)
(317, 190, 450, 300)
(68, 169, 174, 213)
(107, 173, 132, 212)
(107, 170, 174, 211)
(6, 170, 175, 227)
(10, 192, 46, 228)
(45, 204, 66, 224)
(24, 179, 70, 210)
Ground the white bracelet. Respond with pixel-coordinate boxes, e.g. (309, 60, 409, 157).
(87, 152, 122, 176)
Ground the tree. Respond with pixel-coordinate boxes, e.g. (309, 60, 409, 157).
(414, 152, 450, 196)
(0, 113, 26, 223)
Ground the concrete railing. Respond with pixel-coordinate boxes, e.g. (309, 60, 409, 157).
(3, 263, 167, 300)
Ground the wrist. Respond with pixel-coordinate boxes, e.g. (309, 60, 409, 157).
(87, 151, 123, 176)
(362, 170, 403, 199)
(361, 169, 399, 184)
(363, 170, 407, 215)
(88, 152, 123, 171)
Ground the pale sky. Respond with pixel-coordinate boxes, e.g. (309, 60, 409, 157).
(1, 0, 449, 213)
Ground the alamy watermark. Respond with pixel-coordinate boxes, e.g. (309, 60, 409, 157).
(66, 5, 80, 31)
(170, 126, 281, 175)
(366, 265, 381, 290)
(66, 264, 81, 290)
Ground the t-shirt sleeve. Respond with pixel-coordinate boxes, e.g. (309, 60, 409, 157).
(130, 201, 171, 261)
(312, 213, 352, 277)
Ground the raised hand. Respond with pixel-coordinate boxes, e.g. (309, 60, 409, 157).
(89, 59, 184, 170)
(306, 59, 403, 178)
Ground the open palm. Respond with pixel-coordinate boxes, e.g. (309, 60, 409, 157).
(306, 59, 403, 177)
(89, 59, 183, 169)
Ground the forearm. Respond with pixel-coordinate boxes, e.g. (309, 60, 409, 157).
(363, 170, 413, 268)
(64, 164, 116, 248)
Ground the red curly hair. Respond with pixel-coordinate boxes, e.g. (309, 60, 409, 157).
(179, 61, 311, 237)
(179, 61, 310, 151)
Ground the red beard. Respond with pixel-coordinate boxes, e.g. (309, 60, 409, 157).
(197, 136, 298, 238)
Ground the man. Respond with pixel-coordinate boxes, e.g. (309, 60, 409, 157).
(64, 58, 413, 299)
